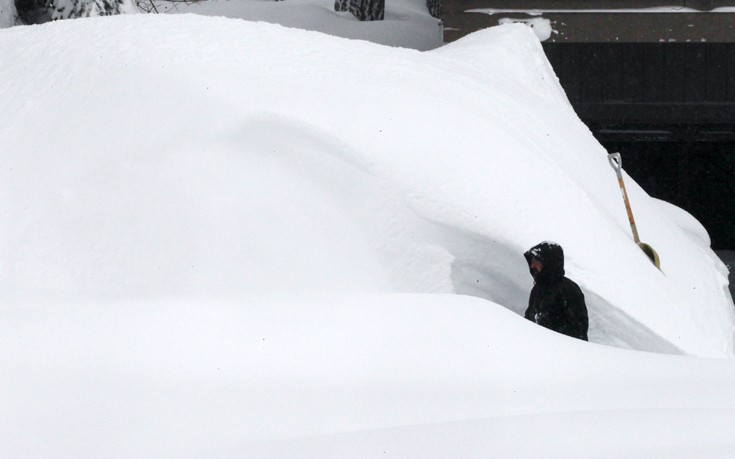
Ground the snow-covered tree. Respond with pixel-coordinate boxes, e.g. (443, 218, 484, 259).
(15, 0, 136, 24)
(135, 0, 198, 14)
(347, 0, 383, 21)
(426, 0, 440, 18)
(0, 0, 18, 27)
(334, 0, 347, 13)
(335, 0, 382, 20)
(52, 0, 136, 20)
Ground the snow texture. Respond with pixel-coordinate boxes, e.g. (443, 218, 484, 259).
(0, 7, 734, 457)
(2, 15, 731, 357)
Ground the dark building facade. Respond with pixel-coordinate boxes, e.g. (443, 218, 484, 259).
(443, 1, 735, 249)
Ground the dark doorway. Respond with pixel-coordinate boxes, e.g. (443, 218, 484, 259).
(540, 41, 735, 251)
(601, 140, 734, 250)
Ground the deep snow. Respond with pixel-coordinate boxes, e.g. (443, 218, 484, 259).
(1, 5, 734, 457)
(4, 294, 735, 457)
(2, 15, 732, 356)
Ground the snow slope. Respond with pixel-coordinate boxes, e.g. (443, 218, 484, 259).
(3, 294, 735, 457)
(1, 15, 732, 356)
(1, 13, 735, 457)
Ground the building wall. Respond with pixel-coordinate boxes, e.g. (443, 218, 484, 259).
(544, 43, 735, 128)
(443, 0, 735, 43)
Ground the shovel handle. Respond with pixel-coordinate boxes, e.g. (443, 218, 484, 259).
(608, 153, 660, 268)
(607, 152, 641, 244)
(608, 152, 623, 178)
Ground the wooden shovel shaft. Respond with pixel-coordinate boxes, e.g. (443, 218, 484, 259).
(608, 152, 642, 244)
(608, 152, 660, 269)
(616, 176, 641, 244)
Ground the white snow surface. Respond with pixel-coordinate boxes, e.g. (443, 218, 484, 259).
(1, 9, 734, 458)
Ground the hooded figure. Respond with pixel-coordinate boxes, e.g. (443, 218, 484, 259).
(524, 242, 588, 341)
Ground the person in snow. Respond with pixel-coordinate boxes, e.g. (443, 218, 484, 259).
(524, 242, 588, 341)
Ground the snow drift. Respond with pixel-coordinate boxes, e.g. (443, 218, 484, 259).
(0, 15, 732, 358)
(2, 13, 735, 458)
(3, 294, 735, 457)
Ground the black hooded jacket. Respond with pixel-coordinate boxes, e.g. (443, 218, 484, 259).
(524, 242, 588, 341)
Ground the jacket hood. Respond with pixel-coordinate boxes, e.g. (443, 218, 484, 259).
(524, 241, 565, 283)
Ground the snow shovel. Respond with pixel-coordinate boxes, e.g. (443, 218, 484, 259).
(607, 152, 661, 269)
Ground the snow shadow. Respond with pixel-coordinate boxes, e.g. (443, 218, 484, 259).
(440, 223, 683, 354)
(229, 113, 685, 354)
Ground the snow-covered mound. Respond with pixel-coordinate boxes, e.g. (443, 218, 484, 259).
(3, 294, 735, 457)
(0, 15, 732, 359)
(2, 15, 735, 457)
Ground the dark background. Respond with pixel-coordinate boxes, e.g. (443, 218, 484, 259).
(543, 43, 735, 250)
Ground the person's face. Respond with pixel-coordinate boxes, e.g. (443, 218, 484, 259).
(530, 257, 543, 280)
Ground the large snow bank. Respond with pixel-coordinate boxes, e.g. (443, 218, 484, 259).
(2, 14, 735, 457)
(0, 16, 732, 358)
(0, 13, 733, 356)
